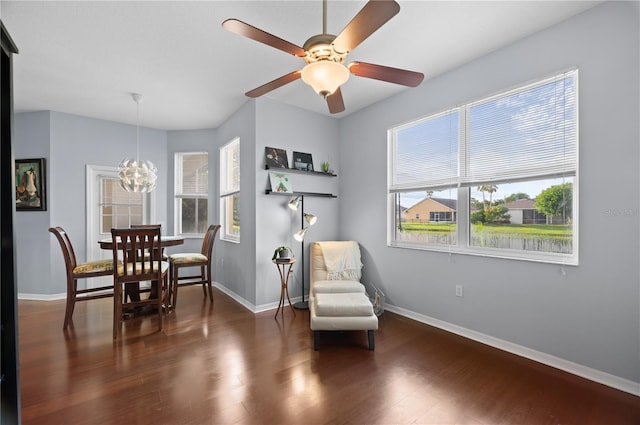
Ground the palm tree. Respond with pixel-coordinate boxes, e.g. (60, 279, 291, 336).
(477, 185, 498, 213)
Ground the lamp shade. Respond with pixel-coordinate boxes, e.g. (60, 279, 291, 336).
(288, 196, 300, 211)
(304, 213, 317, 226)
(118, 158, 158, 193)
(301, 61, 349, 97)
(294, 227, 308, 242)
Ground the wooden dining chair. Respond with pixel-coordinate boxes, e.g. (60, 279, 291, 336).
(111, 227, 169, 339)
(130, 224, 167, 261)
(49, 226, 118, 330)
(167, 224, 221, 307)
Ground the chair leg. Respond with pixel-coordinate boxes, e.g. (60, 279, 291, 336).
(172, 265, 179, 308)
(165, 263, 171, 308)
(206, 265, 213, 302)
(113, 285, 121, 339)
(200, 266, 207, 298)
(157, 276, 165, 333)
(314, 331, 320, 351)
(63, 280, 76, 330)
(368, 330, 375, 351)
(207, 280, 214, 302)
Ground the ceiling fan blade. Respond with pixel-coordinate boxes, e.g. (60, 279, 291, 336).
(326, 87, 345, 114)
(222, 19, 306, 57)
(348, 62, 424, 87)
(245, 71, 302, 98)
(332, 0, 400, 54)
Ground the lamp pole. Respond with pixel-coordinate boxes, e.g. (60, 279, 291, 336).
(293, 195, 308, 309)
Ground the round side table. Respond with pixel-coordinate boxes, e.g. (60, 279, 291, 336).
(273, 258, 296, 318)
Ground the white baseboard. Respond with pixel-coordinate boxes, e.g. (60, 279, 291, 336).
(384, 303, 640, 397)
(213, 282, 301, 314)
(18, 293, 65, 301)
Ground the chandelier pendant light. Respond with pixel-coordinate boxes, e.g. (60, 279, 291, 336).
(118, 93, 158, 193)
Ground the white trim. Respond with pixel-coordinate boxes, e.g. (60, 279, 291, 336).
(384, 303, 640, 397)
(18, 293, 66, 301)
(213, 282, 301, 314)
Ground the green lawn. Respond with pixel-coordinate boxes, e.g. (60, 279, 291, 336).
(400, 222, 572, 239)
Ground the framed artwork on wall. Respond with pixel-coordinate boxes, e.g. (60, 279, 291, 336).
(15, 158, 47, 211)
(293, 151, 314, 171)
(265, 146, 289, 169)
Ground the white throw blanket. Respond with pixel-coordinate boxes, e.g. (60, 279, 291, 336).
(318, 241, 362, 281)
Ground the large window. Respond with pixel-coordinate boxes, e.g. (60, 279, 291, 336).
(175, 152, 208, 235)
(389, 71, 578, 264)
(220, 138, 240, 242)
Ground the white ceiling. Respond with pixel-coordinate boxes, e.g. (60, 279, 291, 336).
(1, 0, 601, 131)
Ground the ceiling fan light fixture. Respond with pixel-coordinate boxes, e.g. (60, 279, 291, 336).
(301, 61, 349, 98)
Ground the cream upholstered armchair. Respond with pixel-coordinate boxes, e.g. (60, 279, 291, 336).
(309, 241, 378, 350)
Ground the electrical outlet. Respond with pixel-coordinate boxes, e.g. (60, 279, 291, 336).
(455, 285, 464, 297)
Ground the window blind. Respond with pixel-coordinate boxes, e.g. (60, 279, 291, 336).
(389, 71, 577, 193)
(390, 109, 459, 192)
(178, 153, 208, 196)
(461, 71, 577, 187)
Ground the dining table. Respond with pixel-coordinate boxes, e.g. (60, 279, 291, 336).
(98, 235, 185, 303)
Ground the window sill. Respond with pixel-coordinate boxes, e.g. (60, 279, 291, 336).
(389, 241, 578, 266)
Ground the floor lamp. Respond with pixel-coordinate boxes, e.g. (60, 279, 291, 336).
(288, 195, 317, 309)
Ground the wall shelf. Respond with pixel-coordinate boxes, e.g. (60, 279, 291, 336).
(265, 190, 337, 198)
(265, 165, 336, 177)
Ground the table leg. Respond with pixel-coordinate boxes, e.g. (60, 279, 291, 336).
(284, 265, 295, 315)
(274, 262, 296, 318)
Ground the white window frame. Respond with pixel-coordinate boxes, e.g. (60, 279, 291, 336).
(388, 71, 578, 265)
(220, 137, 240, 243)
(86, 164, 156, 262)
(174, 152, 209, 236)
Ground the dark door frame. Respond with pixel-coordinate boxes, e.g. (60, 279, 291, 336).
(1, 19, 21, 424)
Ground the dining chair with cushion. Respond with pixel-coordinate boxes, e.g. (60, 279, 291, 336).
(168, 224, 221, 307)
(111, 227, 169, 339)
(49, 226, 118, 330)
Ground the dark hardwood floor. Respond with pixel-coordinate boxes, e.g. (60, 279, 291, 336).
(18, 286, 639, 425)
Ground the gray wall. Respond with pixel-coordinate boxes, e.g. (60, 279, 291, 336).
(14, 111, 168, 296)
(338, 1, 639, 384)
(255, 98, 340, 306)
(215, 100, 258, 304)
(13, 112, 51, 296)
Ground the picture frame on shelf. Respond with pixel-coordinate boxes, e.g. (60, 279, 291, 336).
(293, 151, 314, 171)
(265, 146, 289, 169)
(269, 171, 293, 193)
(15, 158, 47, 211)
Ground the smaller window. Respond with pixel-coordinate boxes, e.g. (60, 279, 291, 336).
(220, 138, 240, 242)
(175, 152, 208, 235)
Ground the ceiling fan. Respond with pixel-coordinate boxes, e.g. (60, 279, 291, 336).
(222, 0, 424, 114)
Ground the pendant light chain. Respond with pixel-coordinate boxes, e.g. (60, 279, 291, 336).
(136, 95, 140, 163)
(118, 93, 158, 193)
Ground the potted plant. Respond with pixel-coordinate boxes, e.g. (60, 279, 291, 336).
(322, 161, 330, 173)
(272, 246, 294, 261)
